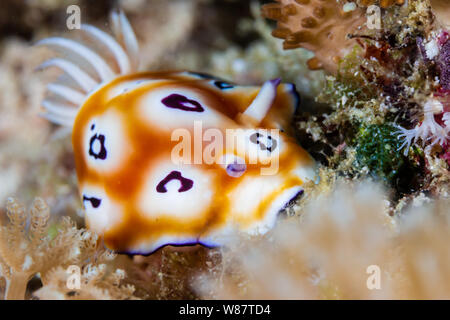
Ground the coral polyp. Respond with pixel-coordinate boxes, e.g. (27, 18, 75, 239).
(396, 98, 449, 156)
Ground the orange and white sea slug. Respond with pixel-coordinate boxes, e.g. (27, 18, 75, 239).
(37, 10, 317, 254)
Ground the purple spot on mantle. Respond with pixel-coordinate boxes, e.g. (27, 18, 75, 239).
(156, 171, 194, 193)
(162, 94, 204, 112)
(226, 162, 246, 178)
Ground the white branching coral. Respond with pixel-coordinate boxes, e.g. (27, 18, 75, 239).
(0, 197, 135, 300)
(395, 98, 449, 155)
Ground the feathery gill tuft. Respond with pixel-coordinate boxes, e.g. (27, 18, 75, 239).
(36, 10, 140, 128)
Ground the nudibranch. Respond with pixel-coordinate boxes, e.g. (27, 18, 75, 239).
(37, 10, 316, 254)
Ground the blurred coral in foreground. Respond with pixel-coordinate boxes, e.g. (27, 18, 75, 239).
(430, 0, 450, 29)
(0, 197, 136, 300)
(1, 182, 450, 300)
(196, 182, 450, 299)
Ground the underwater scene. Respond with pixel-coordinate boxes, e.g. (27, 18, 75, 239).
(0, 0, 449, 301)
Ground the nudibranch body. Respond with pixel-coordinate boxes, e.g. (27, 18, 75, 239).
(38, 11, 316, 254)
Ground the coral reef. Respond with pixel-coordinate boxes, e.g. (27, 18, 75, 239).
(0, 0, 449, 300)
(288, 0, 449, 198)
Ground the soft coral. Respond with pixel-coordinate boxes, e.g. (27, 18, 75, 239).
(396, 99, 449, 156)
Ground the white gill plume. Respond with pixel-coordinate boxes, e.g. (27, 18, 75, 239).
(36, 10, 140, 127)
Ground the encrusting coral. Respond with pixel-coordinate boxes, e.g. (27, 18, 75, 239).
(261, 0, 369, 74)
(0, 197, 136, 300)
